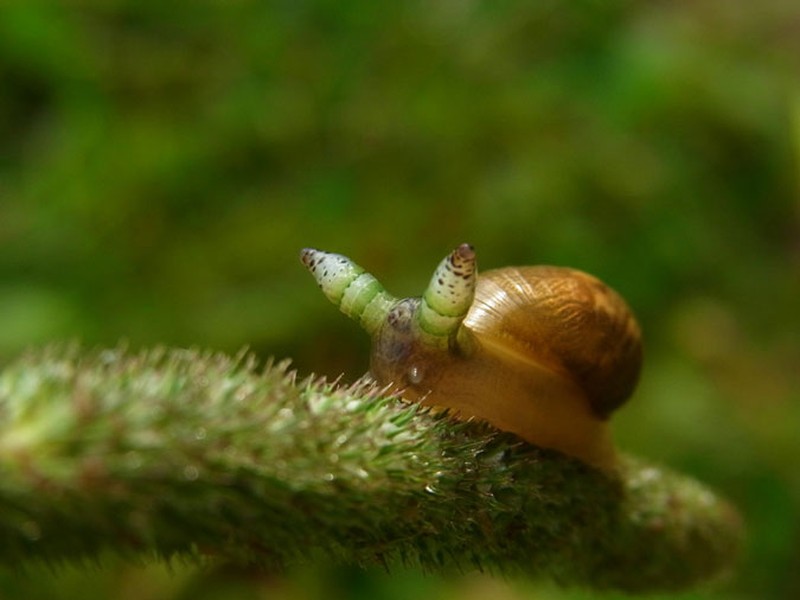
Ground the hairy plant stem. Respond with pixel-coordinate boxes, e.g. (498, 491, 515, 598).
(0, 346, 742, 592)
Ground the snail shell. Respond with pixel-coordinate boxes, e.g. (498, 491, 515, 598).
(301, 245, 643, 470)
(464, 266, 642, 419)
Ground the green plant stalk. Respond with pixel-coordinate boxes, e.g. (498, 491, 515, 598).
(0, 346, 742, 592)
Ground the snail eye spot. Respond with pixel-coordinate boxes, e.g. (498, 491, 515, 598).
(407, 365, 424, 385)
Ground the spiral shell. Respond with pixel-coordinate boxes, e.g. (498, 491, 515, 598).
(464, 266, 642, 419)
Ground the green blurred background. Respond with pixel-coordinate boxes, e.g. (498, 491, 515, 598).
(1, 1, 798, 598)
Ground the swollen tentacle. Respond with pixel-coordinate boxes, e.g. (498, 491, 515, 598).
(416, 243, 477, 347)
(300, 249, 397, 337)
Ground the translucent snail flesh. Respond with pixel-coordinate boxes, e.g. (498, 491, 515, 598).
(300, 244, 643, 470)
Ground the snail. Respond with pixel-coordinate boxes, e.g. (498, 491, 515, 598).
(300, 244, 642, 470)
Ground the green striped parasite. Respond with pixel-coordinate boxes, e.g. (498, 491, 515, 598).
(300, 244, 642, 470)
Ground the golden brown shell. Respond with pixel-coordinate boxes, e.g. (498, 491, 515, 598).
(463, 266, 642, 418)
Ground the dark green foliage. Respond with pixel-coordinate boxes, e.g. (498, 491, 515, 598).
(0, 346, 741, 592)
(1, 2, 797, 597)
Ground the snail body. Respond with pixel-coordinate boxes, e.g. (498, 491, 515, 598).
(301, 244, 642, 470)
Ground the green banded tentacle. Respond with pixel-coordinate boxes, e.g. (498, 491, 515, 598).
(416, 243, 477, 347)
(300, 248, 397, 337)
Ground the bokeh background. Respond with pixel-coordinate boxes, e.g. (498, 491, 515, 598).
(1, 2, 799, 599)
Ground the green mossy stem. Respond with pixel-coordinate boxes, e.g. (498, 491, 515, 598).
(0, 345, 742, 592)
